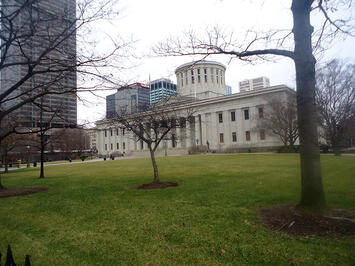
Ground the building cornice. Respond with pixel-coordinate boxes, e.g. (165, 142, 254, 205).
(175, 60, 226, 73)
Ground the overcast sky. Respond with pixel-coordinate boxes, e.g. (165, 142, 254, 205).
(78, 0, 355, 125)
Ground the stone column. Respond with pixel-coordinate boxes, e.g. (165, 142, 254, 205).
(195, 115, 201, 145)
(201, 113, 207, 147)
(210, 112, 218, 149)
(224, 110, 231, 146)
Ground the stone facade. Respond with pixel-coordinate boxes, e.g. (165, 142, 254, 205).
(175, 61, 226, 99)
(94, 85, 295, 157)
(90, 60, 295, 157)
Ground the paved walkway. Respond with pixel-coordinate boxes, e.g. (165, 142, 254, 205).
(0, 155, 146, 172)
(1, 152, 354, 172)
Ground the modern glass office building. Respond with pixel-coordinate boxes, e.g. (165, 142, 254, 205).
(1, 0, 77, 127)
(150, 78, 177, 104)
(226, 85, 232, 95)
(106, 83, 150, 118)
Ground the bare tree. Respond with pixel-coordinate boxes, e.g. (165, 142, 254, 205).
(316, 59, 355, 152)
(256, 94, 298, 148)
(111, 101, 194, 184)
(154, 0, 355, 212)
(0, 132, 22, 173)
(32, 97, 70, 179)
(0, 117, 26, 189)
(0, 0, 128, 141)
(51, 127, 89, 159)
(0, 0, 130, 189)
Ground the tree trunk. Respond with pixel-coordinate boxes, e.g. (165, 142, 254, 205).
(292, 0, 326, 212)
(149, 146, 160, 183)
(4, 156, 8, 173)
(0, 150, 6, 189)
(0, 172, 4, 190)
(39, 134, 45, 179)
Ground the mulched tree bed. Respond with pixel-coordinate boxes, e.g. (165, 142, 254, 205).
(259, 205, 355, 237)
(0, 187, 49, 198)
(137, 182, 178, 190)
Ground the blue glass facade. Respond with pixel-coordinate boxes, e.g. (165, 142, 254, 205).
(226, 85, 232, 95)
(150, 79, 177, 104)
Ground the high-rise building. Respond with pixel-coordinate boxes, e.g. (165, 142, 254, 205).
(0, 0, 77, 128)
(239, 77, 270, 92)
(226, 85, 232, 95)
(150, 78, 177, 104)
(106, 83, 150, 118)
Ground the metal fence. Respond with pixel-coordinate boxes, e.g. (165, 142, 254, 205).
(0, 245, 31, 266)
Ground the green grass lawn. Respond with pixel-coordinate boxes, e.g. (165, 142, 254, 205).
(0, 154, 354, 265)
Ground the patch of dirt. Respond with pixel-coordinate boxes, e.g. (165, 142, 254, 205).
(0, 187, 49, 198)
(259, 205, 355, 237)
(137, 181, 178, 190)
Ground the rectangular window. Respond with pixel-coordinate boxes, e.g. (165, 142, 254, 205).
(232, 132, 237, 142)
(181, 73, 184, 87)
(105, 144, 107, 150)
(122, 128, 125, 135)
(104, 130, 107, 137)
(131, 95, 137, 110)
(244, 109, 249, 120)
(110, 143, 113, 150)
(140, 140, 144, 150)
(218, 113, 223, 123)
(110, 129, 113, 136)
(117, 142, 119, 149)
(246, 131, 251, 141)
(204, 68, 207, 82)
(116, 128, 119, 135)
(123, 142, 126, 150)
(172, 134, 176, 148)
(231, 111, 236, 122)
(197, 68, 201, 83)
(216, 69, 219, 84)
(260, 129, 266, 140)
(258, 107, 264, 118)
(191, 69, 194, 84)
(219, 133, 224, 143)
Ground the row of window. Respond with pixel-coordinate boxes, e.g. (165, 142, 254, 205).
(104, 128, 125, 137)
(219, 130, 266, 143)
(218, 107, 264, 123)
(105, 142, 126, 151)
(151, 87, 177, 92)
(150, 82, 177, 91)
(105, 130, 265, 151)
(178, 67, 224, 87)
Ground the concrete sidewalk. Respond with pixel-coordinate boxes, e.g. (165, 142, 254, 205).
(0, 156, 141, 172)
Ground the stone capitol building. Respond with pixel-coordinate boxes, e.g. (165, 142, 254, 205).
(93, 60, 295, 157)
